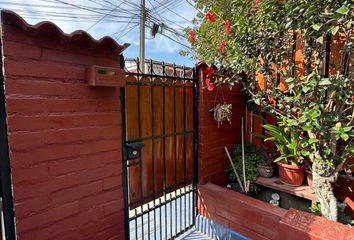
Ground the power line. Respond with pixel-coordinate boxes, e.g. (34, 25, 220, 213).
(150, 0, 195, 25)
(145, 24, 191, 50)
(184, 0, 203, 13)
(103, 0, 140, 12)
(155, 0, 195, 25)
(50, 0, 136, 18)
(4, 8, 135, 19)
(113, 13, 139, 37)
(0, 1, 110, 11)
(86, 1, 125, 31)
(153, 0, 183, 13)
(115, 23, 139, 40)
(3, 0, 193, 54)
(12, 15, 139, 23)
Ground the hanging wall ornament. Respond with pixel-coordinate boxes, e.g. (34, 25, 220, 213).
(209, 85, 232, 128)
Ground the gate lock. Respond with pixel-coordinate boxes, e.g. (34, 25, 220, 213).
(125, 142, 144, 160)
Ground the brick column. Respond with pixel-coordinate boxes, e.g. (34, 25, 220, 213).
(1, 11, 126, 240)
(197, 66, 246, 186)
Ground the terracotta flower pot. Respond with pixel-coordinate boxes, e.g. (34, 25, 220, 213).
(277, 162, 306, 186)
(306, 170, 313, 189)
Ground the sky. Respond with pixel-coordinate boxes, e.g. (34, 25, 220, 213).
(0, 0, 199, 67)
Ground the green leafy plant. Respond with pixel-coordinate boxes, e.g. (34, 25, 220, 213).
(188, 0, 353, 221)
(261, 124, 307, 166)
(226, 144, 260, 192)
(309, 202, 322, 216)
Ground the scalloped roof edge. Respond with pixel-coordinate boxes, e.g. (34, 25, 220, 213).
(1, 10, 130, 54)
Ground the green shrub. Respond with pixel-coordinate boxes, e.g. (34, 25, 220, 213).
(226, 143, 260, 192)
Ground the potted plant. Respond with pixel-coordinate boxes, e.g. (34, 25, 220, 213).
(188, 0, 353, 221)
(262, 124, 307, 186)
(257, 147, 277, 178)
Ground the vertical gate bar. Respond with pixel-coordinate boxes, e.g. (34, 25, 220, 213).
(173, 63, 178, 237)
(162, 62, 168, 240)
(137, 58, 144, 240)
(149, 59, 155, 240)
(135, 209, 138, 240)
(170, 200, 172, 238)
(148, 211, 150, 240)
(192, 67, 199, 226)
(165, 201, 167, 240)
(184, 193, 186, 230)
(182, 66, 187, 231)
(188, 191, 191, 227)
(159, 198, 162, 240)
(120, 87, 130, 240)
(0, 39, 16, 240)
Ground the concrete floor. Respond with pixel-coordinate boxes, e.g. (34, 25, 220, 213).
(177, 228, 213, 240)
(129, 188, 194, 240)
(128, 186, 248, 240)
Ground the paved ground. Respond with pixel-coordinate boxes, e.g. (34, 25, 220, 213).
(127, 187, 248, 240)
(177, 228, 213, 240)
(129, 188, 194, 240)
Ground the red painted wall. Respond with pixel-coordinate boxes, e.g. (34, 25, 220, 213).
(196, 65, 354, 240)
(197, 67, 246, 186)
(1, 13, 125, 239)
(199, 183, 354, 240)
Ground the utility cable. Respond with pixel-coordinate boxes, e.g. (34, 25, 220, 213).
(86, 1, 125, 31)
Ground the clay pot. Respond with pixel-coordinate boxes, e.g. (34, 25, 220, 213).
(257, 165, 274, 178)
(306, 170, 313, 189)
(277, 162, 306, 186)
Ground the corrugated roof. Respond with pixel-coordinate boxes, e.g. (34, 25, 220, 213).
(1, 10, 130, 54)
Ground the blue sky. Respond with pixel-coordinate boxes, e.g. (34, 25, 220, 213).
(0, 0, 198, 67)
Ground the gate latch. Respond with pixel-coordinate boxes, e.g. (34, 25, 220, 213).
(125, 141, 144, 160)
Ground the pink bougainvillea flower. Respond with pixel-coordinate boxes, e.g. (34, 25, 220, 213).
(207, 84, 214, 91)
(205, 66, 214, 78)
(205, 12, 216, 23)
(255, 0, 261, 7)
(219, 40, 225, 52)
(225, 20, 231, 36)
(205, 78, 211, 85)
(189, 31, 195, 44)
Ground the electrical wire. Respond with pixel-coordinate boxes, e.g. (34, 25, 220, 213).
(2, 0, 194, 53)
(146, 24, 191, 50)
(50, 0, 136, 18)
(113, 15, 139, 38)
(115, 23, 139, 40)
(184, 0, 203, 14)
(0, 1, 110, 11)
(149, 0, 195, 26)
(3, 8, 135, 19)
(86, 1, 125, 31)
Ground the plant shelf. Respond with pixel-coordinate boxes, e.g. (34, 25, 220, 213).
(255, 176, 318, 202)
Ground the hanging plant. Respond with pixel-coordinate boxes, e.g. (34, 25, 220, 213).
(204, 66, 233, 127)
(210, 102, 232, 128)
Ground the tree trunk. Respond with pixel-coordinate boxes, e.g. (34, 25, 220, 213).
(312, 162, 338, 221)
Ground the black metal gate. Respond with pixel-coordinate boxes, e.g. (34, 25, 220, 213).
(121, 59, 198, 240)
